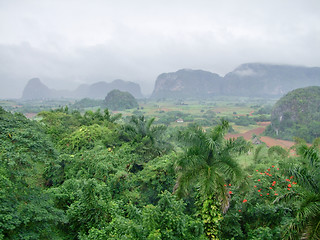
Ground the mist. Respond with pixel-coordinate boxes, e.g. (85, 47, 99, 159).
(0, 0, 320, 98)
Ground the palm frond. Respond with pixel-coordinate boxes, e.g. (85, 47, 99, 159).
(268, 145, 289, 158)
(225, 136, 252, 155)
(150, 124, 167, 136)
(273, 191, 301, 204)
(174, 163, 206, 198)
(303, 147, 320, 167)
(287, 166, 318, 193)
(110, 113, 122, 123)
(253, 145, 265, 162)
(146, 117, 155, 130)
(206, 136, 220, 151)
(213, 154, 243, 182)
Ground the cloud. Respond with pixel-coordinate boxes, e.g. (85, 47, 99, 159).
(0, 0, 320, 98)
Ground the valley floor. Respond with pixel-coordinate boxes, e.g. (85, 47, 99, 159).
(226, 121, 296, 149)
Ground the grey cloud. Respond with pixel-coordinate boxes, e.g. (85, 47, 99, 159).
(0, 0, 320, 98)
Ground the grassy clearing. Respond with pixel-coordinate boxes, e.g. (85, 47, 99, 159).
(0, 97, 275, 132)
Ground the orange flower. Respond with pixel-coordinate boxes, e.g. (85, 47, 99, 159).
(268, 169, 270, 171)
(272, 165, 275, 168)
(258, 189, 261, 192)
(258, 179, 261, 182)
(275, 193, 278, 196)
(229, 191, 232, 194)
(287, 188, 291, 191)
(256, 170, 259, 172)
(229, 184, 231, 186)
(273, 181, 276, 184)
(277, 168, 279, 170)
(254, 185, 257, 188)
(288, 184, 292, 188)
(286, 179, 290, 182)
(269, 187, 272, 189)
(260, 194, 262, 196)
(290, 176, 294, 179)
(243, 199, 247, 203)
(293, 182, 297, 185)
(239, 210, 242, 212)
(267, 193, 269, 195)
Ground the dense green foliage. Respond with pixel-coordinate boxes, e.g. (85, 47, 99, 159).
(104, 89, 139, 110)
(229, 115, 256, 126)
(0, 103, 319, 239)
(70, 98, 104, 110)
(266, 86, 320, 142)
(0, 107, 65, 239)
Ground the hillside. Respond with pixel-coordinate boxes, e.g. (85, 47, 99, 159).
(265, 86, 320, 142)
(73, 79, 143, 99)
(22, 78, 53, 99)
(223, 63, 320, 97)
(151, 63, 320, 99)
(21, 78, 143, 100)
(151, 69, 222, 98)
(104, 89, 139, 110)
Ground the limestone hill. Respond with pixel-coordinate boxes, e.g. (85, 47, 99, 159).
(151, 63, 320, 99)
(21, 78, 143, 100)
(265, 86, 320, 142)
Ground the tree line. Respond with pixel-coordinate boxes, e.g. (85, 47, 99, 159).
(0, 106, 319, 239)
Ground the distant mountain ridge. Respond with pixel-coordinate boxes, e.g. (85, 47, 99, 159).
(22, 79, 143, 100)
(21, 63, 320, 100)
(152, 69, 222, 98)
(151, 63, 320, 98)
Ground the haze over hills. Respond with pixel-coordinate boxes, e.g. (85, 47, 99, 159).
(151, 69, 222, 99)
(21, 63, 320, 100)
(151, 63, 320, 99)
(22, 78, 143, 100)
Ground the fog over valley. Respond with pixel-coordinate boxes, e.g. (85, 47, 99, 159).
(0, 0, 320, 98)
(1, 2, 320, 239)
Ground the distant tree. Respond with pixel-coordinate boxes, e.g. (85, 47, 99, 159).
(104, 89, 138, 110)
(70, 98, 104, 109)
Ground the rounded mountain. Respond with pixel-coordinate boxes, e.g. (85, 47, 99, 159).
(265, 86, 320, 142)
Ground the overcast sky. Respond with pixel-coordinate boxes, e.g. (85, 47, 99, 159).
(0, 0, 319, 98)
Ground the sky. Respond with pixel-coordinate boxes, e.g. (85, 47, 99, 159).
(0, 0, 320, 98)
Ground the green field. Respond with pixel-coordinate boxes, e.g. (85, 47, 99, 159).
(0, 97, 276, 135)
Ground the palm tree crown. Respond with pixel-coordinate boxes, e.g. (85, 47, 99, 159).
(280, 138, 320, 239)
(174, 120, 250, 212)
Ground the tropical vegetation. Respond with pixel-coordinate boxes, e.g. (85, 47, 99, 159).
(0, 102, 319, 239)
(266, 86, 320, 143)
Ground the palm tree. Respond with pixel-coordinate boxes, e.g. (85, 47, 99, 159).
(119, 115, 171, 160)
(174, 120, 251, 239)
(279, 138, 320, 240)
(103, 108, 122, 123)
